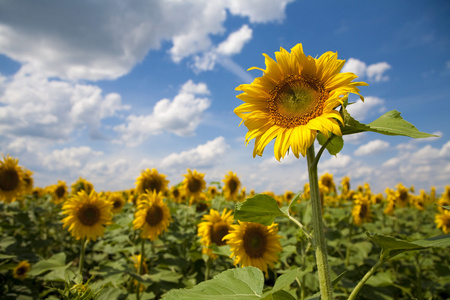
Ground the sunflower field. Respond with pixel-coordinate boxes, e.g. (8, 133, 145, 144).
(1, 154, 450, 300)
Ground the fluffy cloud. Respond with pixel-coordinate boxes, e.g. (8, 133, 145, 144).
(0, 64, 130, 141)
(346, 96, 386, 121)
(354, 139, 390, 156)
(342, 58, 391, 82)
(42, 146, 103, 171)
(160, 136, 229, 169)
(114, 80, 210, 146)
(0, 0, 291, 81)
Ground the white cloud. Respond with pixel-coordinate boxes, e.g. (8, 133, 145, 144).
(0, 64, 129, 140)
(346, 96, 386, 121)
(114, 80, 210, 146)
(0, 1, 289, 81)
(319, 154, 352, 169)
(217, 25, 253, 56)
(342, 58, 391, 82)
(354, 139, 390, 156)
(42, 146, 103, 171)
(160, 136, 229, 169)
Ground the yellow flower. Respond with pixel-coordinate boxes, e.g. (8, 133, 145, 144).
(207, 185, 219, 199)
(51, 180, 69, 204)
(302, 183, 310, 200)
(71, 177, 94, 195)
(135, 168, 169, 195)
(222, 171, 241, 201)
(435, 210, 450, 234)
(340, 176, 351, 196)
(133, 191, 171, 241)
(395, 183, 410, 208)
(131, 254, 148, 275)
(384, 188, 396, 215)
(234, 43, 367, 160)
(224, 221, 282, 276)
(351, 193, 373, 226)
(21, 169, 34, 195)
(107, 192, 126, 214)
(13, 260, 31, 280)
(170, 185, 184, 203)
(62, 190, 112, 241)
(197, 208, 234, 259)
(0, 155, 25, 203)
(320, 173, 336, 195)
(182, 169, 206, 200)
(283, 190, 295, 204)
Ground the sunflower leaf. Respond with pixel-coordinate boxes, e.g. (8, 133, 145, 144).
(161, 266, 264, 299)
(317, 133, 344, 156)
(342, 109, 437, 138)
(234, 194, 286, 226)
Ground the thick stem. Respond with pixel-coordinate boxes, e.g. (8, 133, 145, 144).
(347, 260, 384, 300)
(306, 144, 333, 300)
(78, 238, 88, 276)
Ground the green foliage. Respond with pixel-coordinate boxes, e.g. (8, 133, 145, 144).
(317, 133, 344, 156)
(234, 194, 287, 225)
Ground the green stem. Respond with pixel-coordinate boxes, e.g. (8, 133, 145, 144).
(136, 238, 145, 300)
(78, 238, 88, 276)
(306, 144, 333, 300)
(345, 222, 354, 267)
(288, 214, 313, 243)
(205, 257, 211, 281)
(347, 259, 384, 300)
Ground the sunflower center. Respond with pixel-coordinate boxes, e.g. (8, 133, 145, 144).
(243, 226, 267, 258)
(143, 178, 162, 193)
(145, 205, 163, 226)
(188, 178, 202, 193)
(268, 74, 328, 128)
(228, 179, 238, 194)
(172, 188, 180, 198)
(113, 199, 123, 209)
(56, 186, 66, 198)
(16, 266, 27, 276)
(0, 169, 20, 191)
(211, 222, 229, 246)
(359, 203, 368, 219)
(78, 204, 100, 226)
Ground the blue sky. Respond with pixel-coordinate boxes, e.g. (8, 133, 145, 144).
(1, 0, 449, 195)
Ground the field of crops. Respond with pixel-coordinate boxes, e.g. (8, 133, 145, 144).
(1, 155, 449, 300)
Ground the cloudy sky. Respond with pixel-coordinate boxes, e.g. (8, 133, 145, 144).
(1, 0, 449, 195)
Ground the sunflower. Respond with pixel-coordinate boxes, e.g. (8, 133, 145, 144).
(283, 190, 295, 204)
(320, 173, 336, 195)
(107, 192, 126, 214)
(133, 190, 171, 241)
(435, 210, 450, 234)
(302, 183, 310, 200)
(62, 190, 112, 241)
(22, 169, 34, 195)
(351, 193, 373, 226)
(207, 185, 219, 199)
(0, 155, 25, 203)
(131, 254, 148, 275)
(182, 169, 206, 200)
(13, 260, 31, 280)
(437, 186, 450, 212)
(197, 208, 234, 258)
(71, 177, 94, 195)
(224, 221, 282, 276)
(170, 185, 184, 203)
(384, 188, 397, 216)
(340, 176, 351, 196)
(135, 168, 169, 195)
(51, 180, 69, 204)
(222, 171, 241, 201)
(395, 183, 410, 208)
(234, 43, 367, 160)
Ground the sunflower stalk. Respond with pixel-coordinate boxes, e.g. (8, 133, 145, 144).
(78, 238, 88, 276)
(306, 144, 333, 300)
(136, 238, 145, 300)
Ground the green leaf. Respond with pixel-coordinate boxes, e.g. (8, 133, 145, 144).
(270, 290, 296, 300)
(436, 204, 450, 211)
(28, 252, 70, 276)
(234, 194, 286, 226)
(342, 109, 437, 138)
(317, 133, 344, 156)
(162, 267, 264, 299)
(272, 268, 300, 293)
(412, 234, 450, 248)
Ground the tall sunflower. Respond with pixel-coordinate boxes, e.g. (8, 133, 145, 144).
(182, 169, 206, 200)
(222, 171, 241, 201)
(395, 183, 410, 208)
(0, 155, 25, 203)
(351, 193, 373, 226)
(224, 221, 282, 276)
(71, 177, 94, 196)
(107, 192, 126, 214)
(62, 190, 112, 241)
(135, 168, 169, 195)
(197, 208, 234, 258)
(320, 173, 336, 195)
(133, 190, 171, 241)
(13, 260, 31, 280)
(51, 180, 69, 204)
(234, 43, 367, 160)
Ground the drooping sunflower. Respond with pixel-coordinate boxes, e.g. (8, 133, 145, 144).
(197, 208, 234, 258)
(351, 193, 373, 226)
(13, 260, 31, 280)
(224, 221, 282, 276)
(135, 168, 169, 196)
(71, 177, 94, 196)
(182, 169, 206, 200)
(222, 171, 241, 201)
(133, 190, 171, 241)
(435, 210, 450, 234)
(0, 155, 25, 203)
(62, 190, 112, 241)
(51, 180, 69, 204)
(107, 192, 126, 214)
(234, 43, 368, 160)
